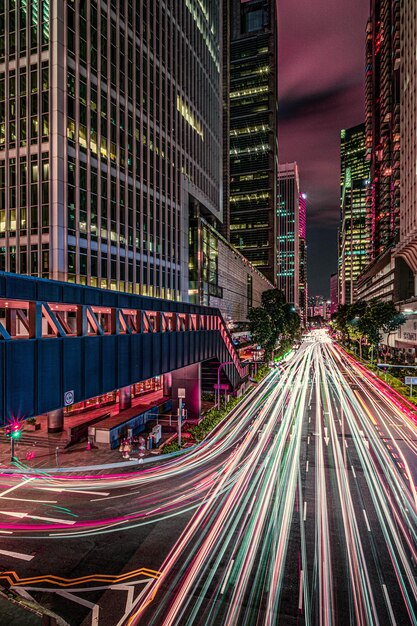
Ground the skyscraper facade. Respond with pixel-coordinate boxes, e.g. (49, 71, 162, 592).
(365, 0, 400, 261)
(330, 272, 338, 316)
(226, 0, 278, 285)
(339, 124, 370, 305)
(277, 162, 300, 309)
(298, 192, 308, 325)
(393, 0, 417, 293)
(0, 1, 222, 301)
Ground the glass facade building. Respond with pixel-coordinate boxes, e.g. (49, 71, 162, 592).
(277, 162, 300, 309)
(365, 0, 400, 260)
(338, 124, 370, 305)
(298, 192, 307, 325)
(225, 0, 278, 285)
(0, 0, 222, 300)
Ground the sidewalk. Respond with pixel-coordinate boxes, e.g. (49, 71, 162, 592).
(0, 388, 179, 472)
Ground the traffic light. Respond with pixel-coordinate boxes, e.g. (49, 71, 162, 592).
(11, 424, 22, 439)
(5, 423, 22, 439)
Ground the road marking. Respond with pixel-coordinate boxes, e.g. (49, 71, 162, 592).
(382, 584, 397, 626)
(307, 436, 310, 445)
(220, 559, 235, 595)
(90, 492, 133, 503)
(303, 502, 307, 521)
(1, 496, 57, 504)
(0, 548, 34, 561)
(0, 477, 35, 498)
(56, 590, 99, 625)
(363, 509, 371, 532)
(37, 488, 110, 497)
(306, 461, 309, 473)
(0, 510, 76, 525)
(351, 465, 356, 479)
(345, 440, 348, 448)
(298, 569, 304, 611)
(0, 530, 13, 534)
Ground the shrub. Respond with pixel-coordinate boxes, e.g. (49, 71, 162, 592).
(162, 441, 182, 454)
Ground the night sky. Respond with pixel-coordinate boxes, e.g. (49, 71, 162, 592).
(278, 0, 369, 297)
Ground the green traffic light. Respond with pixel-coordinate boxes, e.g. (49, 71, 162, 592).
(11, 429, 21, 439)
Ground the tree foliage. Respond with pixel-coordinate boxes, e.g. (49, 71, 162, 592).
(248, 289, 301, 359)
(331, 298, 405, 357)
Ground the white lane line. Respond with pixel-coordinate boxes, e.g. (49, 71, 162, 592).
(0, 510, 76, 526)
(363, 509, 371, 532)
(303, 502, 307, 521)
(0, 548, 34, 561)
(382, 584, 397, 626)
(37, 488, 110, 497)
(298, 569, 304, 611)
(306, 460, 309, 473)
(345, 440, 348, 448)
(220, 559, 235, 595)
(307, 436, 310, 445)
(1, 497, 57, 503)
(351, 465, 356, 479)
(30, 514, 76, 525)
(0, 477, 35, 498)
(90, 492, 131, 503)
(0, 530, 13, 534)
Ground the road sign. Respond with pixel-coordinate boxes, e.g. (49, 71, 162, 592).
(177, 388, 186, 398)
(64, 390, 74, 406)
(405, 377, 417, 385)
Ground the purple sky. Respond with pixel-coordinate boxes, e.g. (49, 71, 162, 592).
(278, 0, 369, 296)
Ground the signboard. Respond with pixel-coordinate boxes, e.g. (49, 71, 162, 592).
(214, 383, 230, 390)
(177, 388, 186, 399)
(64, 390, 74, 406)
(405, 377, 417, 385)
(151, 424, 162, 445)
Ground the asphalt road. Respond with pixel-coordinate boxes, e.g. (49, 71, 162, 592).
(0, 331, 415, 626)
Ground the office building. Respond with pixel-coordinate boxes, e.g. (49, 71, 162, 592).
(0, 1, 222, 302)
(299, 192, 308, 325)
(338, 124, 370, 304)
(365, 0, 400, 261)
(330, 272, 338, 316)
(277, 163, 300, 310)
(226, 0, 279, 284)
(393, 0, 417, 297)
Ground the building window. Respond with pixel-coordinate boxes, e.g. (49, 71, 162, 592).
(242, 9, 265, 33)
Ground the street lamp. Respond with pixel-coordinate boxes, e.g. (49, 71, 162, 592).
(216, 361, 233, 409)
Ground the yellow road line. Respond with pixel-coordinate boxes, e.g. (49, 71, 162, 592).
(0, 567, 161, 588)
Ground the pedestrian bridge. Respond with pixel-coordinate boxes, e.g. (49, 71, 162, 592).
(0, 272, 248, 424)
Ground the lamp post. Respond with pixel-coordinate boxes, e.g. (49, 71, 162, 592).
(216, 361, 233, 409)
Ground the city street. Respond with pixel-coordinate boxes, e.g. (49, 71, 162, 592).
(0, 332, 415, 625)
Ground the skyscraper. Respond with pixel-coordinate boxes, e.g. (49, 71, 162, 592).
(338, 124, 370, 304)
(393, 0, 417, 293)
(299, 192, 308, 325)
(330, 272, 338, 316)
(226, 0, 278, 285)
(277, 163, 300, 310)
(0, 1, 222, 301)
(365, 0, 400, 260)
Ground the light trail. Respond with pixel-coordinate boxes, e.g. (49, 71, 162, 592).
(0, 330, 416, 626)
